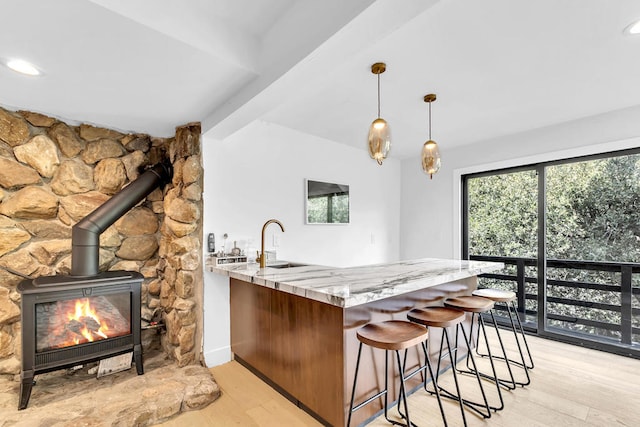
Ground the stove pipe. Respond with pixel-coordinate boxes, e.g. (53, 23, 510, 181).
(71, 161, 173, 277)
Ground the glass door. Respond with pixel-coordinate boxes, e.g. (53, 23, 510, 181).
(464, 168, 539, 328)
(545, 154, 640, 345)
(36, 293, 131, 352)
(463, 148, 640, 356)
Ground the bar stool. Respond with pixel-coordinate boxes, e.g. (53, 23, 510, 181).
(472, 288, 534, 386)
(407, 307, 492, 425)
(347, 320, 437, 427)
(443, 296, 506, 412)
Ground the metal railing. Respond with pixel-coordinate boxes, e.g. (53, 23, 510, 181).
(470, 255, 640, 351)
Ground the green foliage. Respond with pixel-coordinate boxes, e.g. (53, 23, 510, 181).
(467, 153, 640, 343)
(307, 194, 349, 223)
(468, 154, 640, 262)
(467, 170, 537, 257)
(548, 155, 640, 262)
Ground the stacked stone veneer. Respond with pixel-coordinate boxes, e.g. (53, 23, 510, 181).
(0, 107, 204, 376)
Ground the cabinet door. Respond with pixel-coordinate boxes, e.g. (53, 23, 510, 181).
(269, 289, 298, 393)
(270, 289, 344, 426)
(230, 278, 271, 376)
(291, 294, 343, 427)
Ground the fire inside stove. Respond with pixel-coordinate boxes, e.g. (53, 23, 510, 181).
(36, 295, 131, 352)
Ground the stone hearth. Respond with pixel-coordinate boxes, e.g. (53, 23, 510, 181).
(0, 347, 219, 426)
(0, 107, 205, 370)
(0, 107, 213, 424)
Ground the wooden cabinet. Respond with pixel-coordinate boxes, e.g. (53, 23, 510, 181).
(229, 278, 272, 376)
(230, 276, 477, 426)
(230, 278, 343, 426)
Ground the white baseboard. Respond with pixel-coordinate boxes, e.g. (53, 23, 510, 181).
(203, 346, 232, 368)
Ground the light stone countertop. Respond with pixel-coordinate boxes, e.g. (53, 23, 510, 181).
(206, 257, 503, 308)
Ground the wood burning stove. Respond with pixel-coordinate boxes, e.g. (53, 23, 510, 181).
(18, 271, 143, 409)
(17, 162, 172, 410)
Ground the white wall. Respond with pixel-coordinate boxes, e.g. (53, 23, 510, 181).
(202, 105, 640, 366)
(201, 120, 401, 366)
(400, 105, 640, 261)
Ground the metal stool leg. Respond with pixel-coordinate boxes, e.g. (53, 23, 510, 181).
(347, 342, 364, 427)
(440, 328, 472, 425)
(456, 320, 495, 415)
(348, 345, 419, 427)
(398, 340, 448, 427)
(382, 349, 414, 427)
(472, 289, 534, 371)
(427, 325, 492, 424)
(483, 310, 517, 389)
(510, 301, 535, 369)
(348, 345, 402, 427)
(502, 301, 532, 384)
(421, 341, 447, 426)
(474, 302, 531, 386)
(467, 310, 528, 390)
(394, 350, 411, 427)
(456, 313, 505, 412)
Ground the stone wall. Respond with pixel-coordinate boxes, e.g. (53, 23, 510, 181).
(0, 107, 203, 375)
(158, 122, 204, 367)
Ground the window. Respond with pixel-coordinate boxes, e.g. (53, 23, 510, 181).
(463, 148, 640, 357)
(305, 180, 349, 224)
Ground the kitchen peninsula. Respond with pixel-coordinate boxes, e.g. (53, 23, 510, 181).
(208, 258, 502, 426)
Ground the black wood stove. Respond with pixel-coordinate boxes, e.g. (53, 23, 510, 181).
(17, 162, 172, 410)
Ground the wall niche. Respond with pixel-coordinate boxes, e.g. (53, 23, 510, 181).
(0, 107, 204, 376)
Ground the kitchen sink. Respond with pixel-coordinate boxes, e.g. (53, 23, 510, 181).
(266, 262, 309, 269)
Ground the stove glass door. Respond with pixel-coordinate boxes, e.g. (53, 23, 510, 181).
(35, 293, 131, 352)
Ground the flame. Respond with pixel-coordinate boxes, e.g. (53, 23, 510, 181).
(67, 299, 110, 342)
(38, 295, 131, 352)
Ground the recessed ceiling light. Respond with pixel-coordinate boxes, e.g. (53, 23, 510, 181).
(6, 59, 42, 76)
(624, 18, 640, 36)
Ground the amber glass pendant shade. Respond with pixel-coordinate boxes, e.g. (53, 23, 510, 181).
(421, 93, 441, 179)
(368, 62, 390, 165)
(422, 140, 441, 179)
(368, 117, 391, 165)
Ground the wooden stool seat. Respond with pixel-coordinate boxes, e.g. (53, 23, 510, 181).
(357, 320, 427, 351)
(348, 320, 439, 426)
(407, 307, 465, 328)
(445, 295, 494, 313)
(472, 288, 516, 302)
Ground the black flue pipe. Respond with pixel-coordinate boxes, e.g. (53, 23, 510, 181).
(71, 162, 173, 277)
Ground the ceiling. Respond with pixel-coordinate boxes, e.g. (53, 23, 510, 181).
(1, 0, 640, 159)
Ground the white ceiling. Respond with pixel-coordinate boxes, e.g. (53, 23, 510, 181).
(1, 0, 640, 159)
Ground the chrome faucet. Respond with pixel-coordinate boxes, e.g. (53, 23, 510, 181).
(258, 219, 285, 268)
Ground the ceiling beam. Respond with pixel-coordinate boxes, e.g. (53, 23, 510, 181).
(89, 0, 259, 72)
(202, 0, 440, 140)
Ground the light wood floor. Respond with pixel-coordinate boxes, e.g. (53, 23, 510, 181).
(159, 332, 640, 426)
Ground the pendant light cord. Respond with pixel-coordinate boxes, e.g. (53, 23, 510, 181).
(377, 73, 381, 118)
(428, 100, 432, 140)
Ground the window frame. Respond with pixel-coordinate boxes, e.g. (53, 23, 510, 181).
(462, 146, 640, 358)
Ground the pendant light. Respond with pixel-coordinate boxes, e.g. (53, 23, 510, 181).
(368, 62, 391, 165)
(421, 93, 441, 179)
